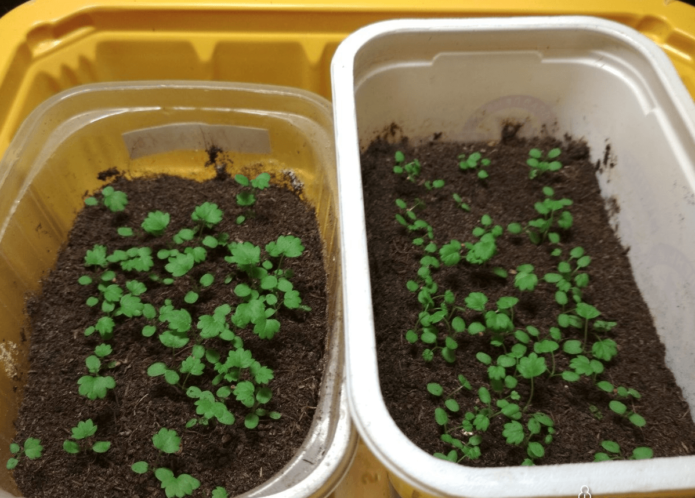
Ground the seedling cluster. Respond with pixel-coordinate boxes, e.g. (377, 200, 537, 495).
(391, 147, 652, 466)
(8, 174, 310, 497)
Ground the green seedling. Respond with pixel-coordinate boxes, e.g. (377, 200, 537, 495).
(148, 352, 204, 389)
(527, 148, 562, 179)
(425, 179, 446, 190)
(6, 438, 43, 469)
(78, 355, 116, 400)
(233, 381, 281, 429)
(518, 353, 546, 410)
(508, 186, 572, 244)
(192, 202, 224, 230)
(589, 404, 603, 420)
(439, 215, 501, 267)
(185, 386, 235, 427)
(85, 186, 128, 212)
(458, 152, 491, 180)
(63, 419, 111, 454)
(235, 173, 271, 222)
(211, 347, 273, 387)
(514, 264, 538, 292)
(465, 215, 502, 265)
(393, 151, 421, 182)
(157, 303, 192, 350)
(212, 488, 229, 498)
(118, 227, 134, 237)
(594, 440, 653, 461)
(132, 429, 201, 498)
(409, 290, 467, 363)
(543, 247, 592, 307)
(395, 199, 434, 243)
(84, 316, 115, 341)
(452, 193, 470, 212)
(107, 247, 155, 272)
(503, 412, 555, 465)
(197, 305, 237, 343)
(608, 399, 647, 427)
(142, 211, 171, 236)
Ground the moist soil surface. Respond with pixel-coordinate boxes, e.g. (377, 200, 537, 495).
(361, 130, 695, 466)
(13, 169, 329, 497)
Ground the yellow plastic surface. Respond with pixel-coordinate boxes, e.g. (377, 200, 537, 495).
(1, 0, 695, 161)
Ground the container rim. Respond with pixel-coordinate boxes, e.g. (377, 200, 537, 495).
(331, 16, 695, 498)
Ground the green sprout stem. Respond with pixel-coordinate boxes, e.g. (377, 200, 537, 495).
(524, 377, 535, 412)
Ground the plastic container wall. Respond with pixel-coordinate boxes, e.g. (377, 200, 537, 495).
(0, 81, 356, 497)
(332, 16, 695, 498)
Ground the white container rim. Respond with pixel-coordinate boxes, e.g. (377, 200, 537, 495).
(332, 16, 695, 498)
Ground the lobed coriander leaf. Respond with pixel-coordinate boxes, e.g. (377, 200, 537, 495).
(78, 375, 115, 400)
(72, 420, 97, 440)
(266, 235, 304, 258)
(142, 211, 170, 236)
(153, 428, 181, 454)
(192, 202, 223, 228)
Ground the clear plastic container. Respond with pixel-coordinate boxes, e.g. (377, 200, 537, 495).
(0, 81, 356, 497)
(332, 16, 695, 498)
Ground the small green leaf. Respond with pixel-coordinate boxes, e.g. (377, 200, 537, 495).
(602, 440, 621, 453)
(103, 188, 128, 212)
(476, 352, 492, 365)
(465, 292, 488, 312)
(63, 440, 80, 454)
(22, 439, 42, 459)
(153, 428, 181, 454)
(478, 387, 491, 405)
(527, 442, 545, 459)
(72, 419, 98, 440)
(576, 302, 600, 320)
(631, 447, 653, 459)
(503, 421, 524, 445)
(132, 461, 149, 474)
(629, 413, 646, 427)
(141, 211, 170, 236)
(434, 408, 448, 426)
(563, 340, 583, 355)
(92, 441, 111, 453)
(609, 400, 627, 415)
(427, 383, 443, 396)
(518, 353, 546, 379)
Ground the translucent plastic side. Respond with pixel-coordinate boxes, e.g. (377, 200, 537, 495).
(333, 17, 695, 498)
(0, 81, 355, 497)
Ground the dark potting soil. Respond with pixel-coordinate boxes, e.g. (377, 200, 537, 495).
(13, 168, 329, 497)
(361, 129, 695, 467)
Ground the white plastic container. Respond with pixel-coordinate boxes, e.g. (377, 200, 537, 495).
(332, 17, 695, 498)
(0, 81, 356, 498)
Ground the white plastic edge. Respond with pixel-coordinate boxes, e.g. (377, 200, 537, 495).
(331, 16, 695, 498)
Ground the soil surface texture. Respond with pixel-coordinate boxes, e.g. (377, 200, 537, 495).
(361, 130, 695, 467)
(13, 169, 329, 497)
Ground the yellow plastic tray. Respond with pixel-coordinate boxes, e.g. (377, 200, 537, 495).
(1, 0, 695, 160)
(1, 1, 695, 496)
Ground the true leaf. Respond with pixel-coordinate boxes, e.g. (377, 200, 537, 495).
(153, 428, 181, 454)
